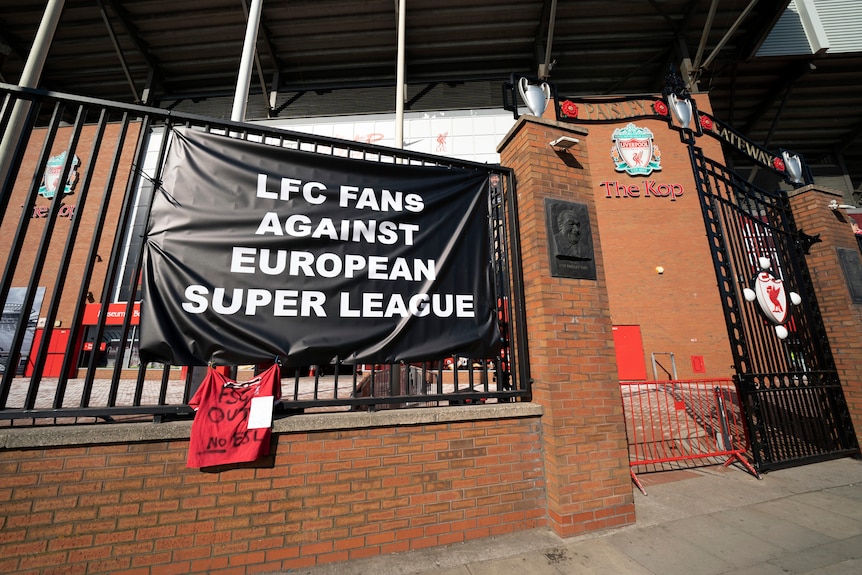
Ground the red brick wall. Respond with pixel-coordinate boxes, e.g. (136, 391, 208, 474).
(0, 414, 545, 575)
(0, 123, 141, 326)
(582, 97, 734, 381)
(787, 186, 862, 448)
(498, 116, 635, 537)
(0, 122, 143, 379)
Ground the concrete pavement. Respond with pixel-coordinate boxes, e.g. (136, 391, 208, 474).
(277, 457, 862, 575)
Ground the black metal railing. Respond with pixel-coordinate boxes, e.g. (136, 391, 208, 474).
(691, 147, 858, 471)
(0, 83, 530, 426)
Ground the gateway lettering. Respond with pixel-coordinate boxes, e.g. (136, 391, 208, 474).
(714, 125, 775, 167)
(579, 99, 650, 121)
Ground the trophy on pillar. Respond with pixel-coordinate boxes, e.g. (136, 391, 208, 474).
(518, 77, 551, 117)
(782, 151, 804, 184)
(668, 93, 693, 131)
(502, 74, 556, 119)
(662, 65, 698, 134)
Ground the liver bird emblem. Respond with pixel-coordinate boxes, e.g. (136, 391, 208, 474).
(766, 284, 783, 312)
(743, 257, 802, 340)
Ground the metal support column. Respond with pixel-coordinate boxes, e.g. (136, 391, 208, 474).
(231, 0, 264, 122)
(0, 0, 65, 205)
(395, 0, 406, 149)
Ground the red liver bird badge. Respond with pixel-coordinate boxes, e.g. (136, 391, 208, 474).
(743, 257, 802, 340)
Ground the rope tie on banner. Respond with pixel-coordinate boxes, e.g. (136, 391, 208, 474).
(131, 163, 178, 207)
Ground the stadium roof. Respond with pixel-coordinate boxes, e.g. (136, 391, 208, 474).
(2, 0, 862, 194)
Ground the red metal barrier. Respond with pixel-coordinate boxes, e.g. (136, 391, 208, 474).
(620, 379, 760, 494)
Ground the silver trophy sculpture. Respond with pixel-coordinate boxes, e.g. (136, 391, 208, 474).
(668, 93, 692, 130)
(782, 151, 804, 184)
(518, 77, 551, 117)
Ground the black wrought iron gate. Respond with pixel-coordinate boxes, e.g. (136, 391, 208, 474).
(691, 146, 859, 472)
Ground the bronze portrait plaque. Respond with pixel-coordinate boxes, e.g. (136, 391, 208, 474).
(544, 198, 596, 280)
(837, 247, 862, 304)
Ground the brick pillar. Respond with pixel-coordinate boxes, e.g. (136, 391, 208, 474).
(497, 116, 634, 537)
(788, 185, 862, 448)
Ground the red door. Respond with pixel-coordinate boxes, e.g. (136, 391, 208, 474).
(612, 325, 647, 381)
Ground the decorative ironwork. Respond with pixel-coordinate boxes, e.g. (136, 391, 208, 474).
(550, 67, 813, 186)
(690, 146, 859, 471)
(797, 230, 822, 255)
(662, 64, 690, 100)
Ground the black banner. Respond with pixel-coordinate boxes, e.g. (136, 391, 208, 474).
(140, 128, 500, 366)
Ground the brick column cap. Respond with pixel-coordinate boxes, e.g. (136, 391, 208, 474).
(787, 184, 846, 201)
(497, 115, 589, 154)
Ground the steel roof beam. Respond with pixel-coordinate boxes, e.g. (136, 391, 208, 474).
(692, 0, 719, 73)
(741, 0, 793, 60)
(647, 0, 678, 28)
(538, 0, 557, 80)
(102, 0, 169, 101)
(403, 82, 467, 109)
(740, 60, 814, 136)
(646, 0, 699, 93)
(830, 119, 862, 160)
(96, 0, 139, 103)
(252, 1, 280, 69)
(604, 46, 672, 95)
(699, 0, 759, 71)
(0, 26, 25, 64)
(241, 0, 273, 116)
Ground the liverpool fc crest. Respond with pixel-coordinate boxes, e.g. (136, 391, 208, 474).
(611, 123, 661, 176)
(38, 152, 80, 199)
